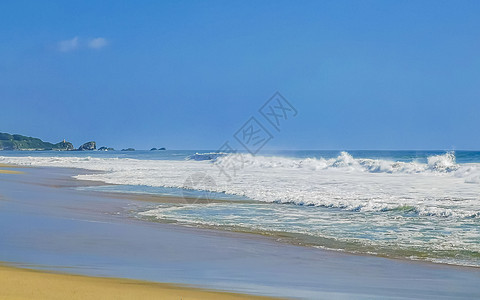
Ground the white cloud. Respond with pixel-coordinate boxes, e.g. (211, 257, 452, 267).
(88, 37, 108, 49)
(58, 37, 79, 52)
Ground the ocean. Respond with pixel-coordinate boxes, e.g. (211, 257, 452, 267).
(1, 150, 479, 267)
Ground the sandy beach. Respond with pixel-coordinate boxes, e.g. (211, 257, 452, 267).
(0, 166, 274, 299)
(1, 165, 480, 299)
(0, 264, 271, 300)
(3, 1, 480, 298)
(0, 163, 23, 174)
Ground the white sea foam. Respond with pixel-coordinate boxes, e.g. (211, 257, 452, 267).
(2, 152, 480, 266)
(186, 152, 228, 161)
(1, 152, 479, 218)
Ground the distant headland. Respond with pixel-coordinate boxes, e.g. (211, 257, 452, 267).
(0, 132, 165, 151)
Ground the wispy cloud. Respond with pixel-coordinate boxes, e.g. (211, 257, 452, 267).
(58, 37, 79, 52)
(57, 36, 108, 52)
(88, 37, 108, 49)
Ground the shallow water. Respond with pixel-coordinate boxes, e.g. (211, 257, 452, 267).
(1, 166, 480, 299)
(2, 150, 479, 266)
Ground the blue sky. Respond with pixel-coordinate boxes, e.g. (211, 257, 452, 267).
(1, 0, 479, 150)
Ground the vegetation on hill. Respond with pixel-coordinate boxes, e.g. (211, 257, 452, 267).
(0, 132, 74, 151)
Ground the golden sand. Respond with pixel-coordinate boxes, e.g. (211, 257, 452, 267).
(0, 264, 274, 300)
(0, 169, 23, 174)
(0, 163, 16, 168)
(0, 164, 24, 174)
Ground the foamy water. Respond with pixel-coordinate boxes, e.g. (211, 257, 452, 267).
(1, 151, 479, 266)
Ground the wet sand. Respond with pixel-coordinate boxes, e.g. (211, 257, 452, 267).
(0, 264, 272, 300)
(1, 166, 480, 299)
(0, 163, 24, 174)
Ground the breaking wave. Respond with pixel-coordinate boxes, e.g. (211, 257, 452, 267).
(1, 151, 479, 217)
(2, 150, 480, 266)
(186, 152, 228, 161)
(213, 151, 461, 174)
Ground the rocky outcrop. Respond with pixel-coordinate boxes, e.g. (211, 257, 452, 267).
(0, 132, 75, 151)
(0, 132, 165, 153)
(78, 141, 96, 151)
(98, 146, 114, 151)
(53, 140, 74, 151)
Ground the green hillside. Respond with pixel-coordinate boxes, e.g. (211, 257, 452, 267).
(0, 132, 74, 151)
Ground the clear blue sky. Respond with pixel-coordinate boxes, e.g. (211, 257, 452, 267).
(1, 0, 479, 150)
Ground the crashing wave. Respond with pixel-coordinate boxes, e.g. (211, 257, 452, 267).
(213, 151, 461, 174)
(427, 152, 458, 172)
(1, 151, 479, 218)
(186, 152, 228, 161)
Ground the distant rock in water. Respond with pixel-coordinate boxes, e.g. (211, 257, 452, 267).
(150, 147, 166, 151)
(98, 146, 114, 151)
(121, 148, 135, 151)
(53, 140, 74, 151)
(78, 141, 96, 151)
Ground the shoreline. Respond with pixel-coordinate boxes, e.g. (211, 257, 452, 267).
(60, 169, 480, 270)
(1, 164, 480, 298)
(2, 162, 480, 270)
(0, 263, 273, 300)
(0, 163, 24, 174)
